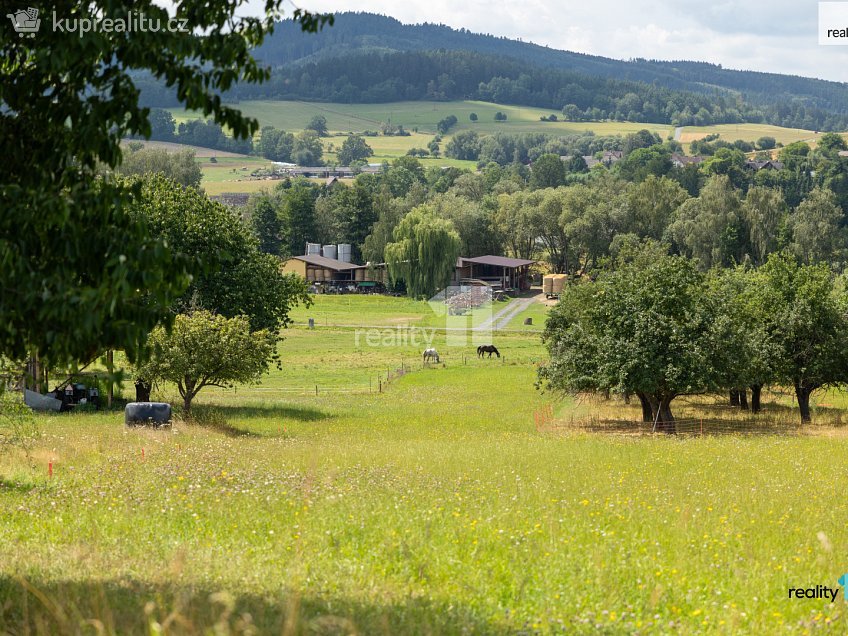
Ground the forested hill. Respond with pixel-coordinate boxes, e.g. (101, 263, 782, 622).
(136, 12, 848, 131)
(258, 12, 847, 107)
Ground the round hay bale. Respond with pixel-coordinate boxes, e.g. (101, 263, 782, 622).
(125, 402, 172, 427)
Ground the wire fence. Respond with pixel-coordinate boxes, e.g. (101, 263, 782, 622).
(534, 405, 802, 436)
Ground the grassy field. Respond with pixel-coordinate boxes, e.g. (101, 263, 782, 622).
(6, 295, 848, 634)
(678, 123, 829, 150)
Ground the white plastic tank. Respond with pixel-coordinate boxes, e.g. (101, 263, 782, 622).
(337, 243, 352, 263)
(306, 242, 321, 255)
(322, 244, 337, 260)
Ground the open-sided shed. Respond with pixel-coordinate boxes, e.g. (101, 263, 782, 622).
(453, 255, 536, 291)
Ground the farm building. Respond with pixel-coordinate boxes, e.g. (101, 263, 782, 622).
(282, 254, 368, 284)
(451, 255, 536, 291)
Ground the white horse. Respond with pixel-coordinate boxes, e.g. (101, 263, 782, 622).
(423, 348, 440, 364)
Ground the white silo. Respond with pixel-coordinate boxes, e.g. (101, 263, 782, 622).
(306, 242, 321, 255)
(337, 243, 352, 263)
(322, 244, 338, 260)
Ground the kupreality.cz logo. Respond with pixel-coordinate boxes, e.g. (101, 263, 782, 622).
(6, 6, 189, 38)
(788, 574, 848, 602)
(6, 7, 40, 37)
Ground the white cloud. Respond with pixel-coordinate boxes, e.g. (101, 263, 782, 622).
(267, 0, 848, 82)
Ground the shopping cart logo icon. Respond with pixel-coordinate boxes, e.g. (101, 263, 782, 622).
(7, 7, 41, 36)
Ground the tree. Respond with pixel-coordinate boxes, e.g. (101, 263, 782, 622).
(529, 154, 567, 189)
(469, 113, 478, 122)
(117, 147, 202, 188)
(135, 175, 311, 334)
(757, 136, 777, 151)
(445, 130, 482, 161)
(494, 111, 507, 121)
(292, 131, 324, 166)
(248, 192, 284, 255)
(306, 114, 329, 136)
(788, 187, 848, 265)
(137, 311, 275, 413)
(385, 205, 461, 298)
(258, 127, 295, 162)
(627, 175, 688, 240)
(756, 254, 848, 423)
(539, 254, 730, 432)
(743, 187, 788, 265)
(437, 115, 458, 134)
(0, 0, 330, 364)
(668, 175, 747, 269)
(337, 135, 373, 165)
(279, 179, 319, 258)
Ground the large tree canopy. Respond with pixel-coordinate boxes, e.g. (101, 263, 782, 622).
(385, 205, 461, 299)
(539, 254, 732, 432)
(136, 311, 276, 413)
(133, 175, 311, 335)
(0, 0, 330, 364)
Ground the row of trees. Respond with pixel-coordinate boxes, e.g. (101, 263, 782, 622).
(538, 250, 848, 427)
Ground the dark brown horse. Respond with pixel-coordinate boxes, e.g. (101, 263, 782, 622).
(477, 345, 500, 358)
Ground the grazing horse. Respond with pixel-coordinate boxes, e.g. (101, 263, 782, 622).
(477, 345, 500, 358)
(423, 348, 440, 363)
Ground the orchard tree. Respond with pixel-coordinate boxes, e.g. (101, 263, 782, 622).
(539, 254, 731, 432)
(137, 311, 275, 414)
(385, 205, 461, 298)
(337, 135, 373, 165)
(757, 254, 848, 423)
(0, 0, 331, 364)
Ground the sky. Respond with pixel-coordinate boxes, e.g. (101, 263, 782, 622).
(258, 0, 848, 83)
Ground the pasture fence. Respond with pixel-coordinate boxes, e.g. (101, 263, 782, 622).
(533, 405, 802, 436)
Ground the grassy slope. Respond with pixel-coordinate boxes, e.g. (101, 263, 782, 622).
(5, 296, 848, 633)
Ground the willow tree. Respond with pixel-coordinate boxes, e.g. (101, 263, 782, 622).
(385, 205, 461, 299)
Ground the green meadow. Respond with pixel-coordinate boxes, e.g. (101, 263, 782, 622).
(3, 295, 848, 634)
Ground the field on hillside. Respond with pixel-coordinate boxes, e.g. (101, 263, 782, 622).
(678, 123, 828, 149)
(156, 100, 848, 194)
(5, 295, 848, 634)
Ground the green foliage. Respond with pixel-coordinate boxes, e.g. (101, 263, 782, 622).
(788, 187, 848, 266)
(539, 254, 732, 429)
(756, 254, 848, 421)
(117, 147, 202, 188)
(445, 130, 482, 161)
(337, 135, 374, 165)
(136, 311, 276, 413)
(0, 391, 38, 457)
(257, 127, 295, 162)
(494, 111, 507, 121)
(756, 136, 777, 150)
(436, 115, 458, 134)
(135, 175, 311, 334)
(248, 192, 285, 256)
(469, 113, 478, 122)
(306, 115, 329, 136)
(292, 131, 324, 166)
(385, 205, 461, 299)
(529, 154, 567, 190)
(0, 0, 330, 364)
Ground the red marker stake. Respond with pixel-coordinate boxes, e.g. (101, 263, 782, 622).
(141, 448, 145, 461)
(48, 461, 53, 478)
